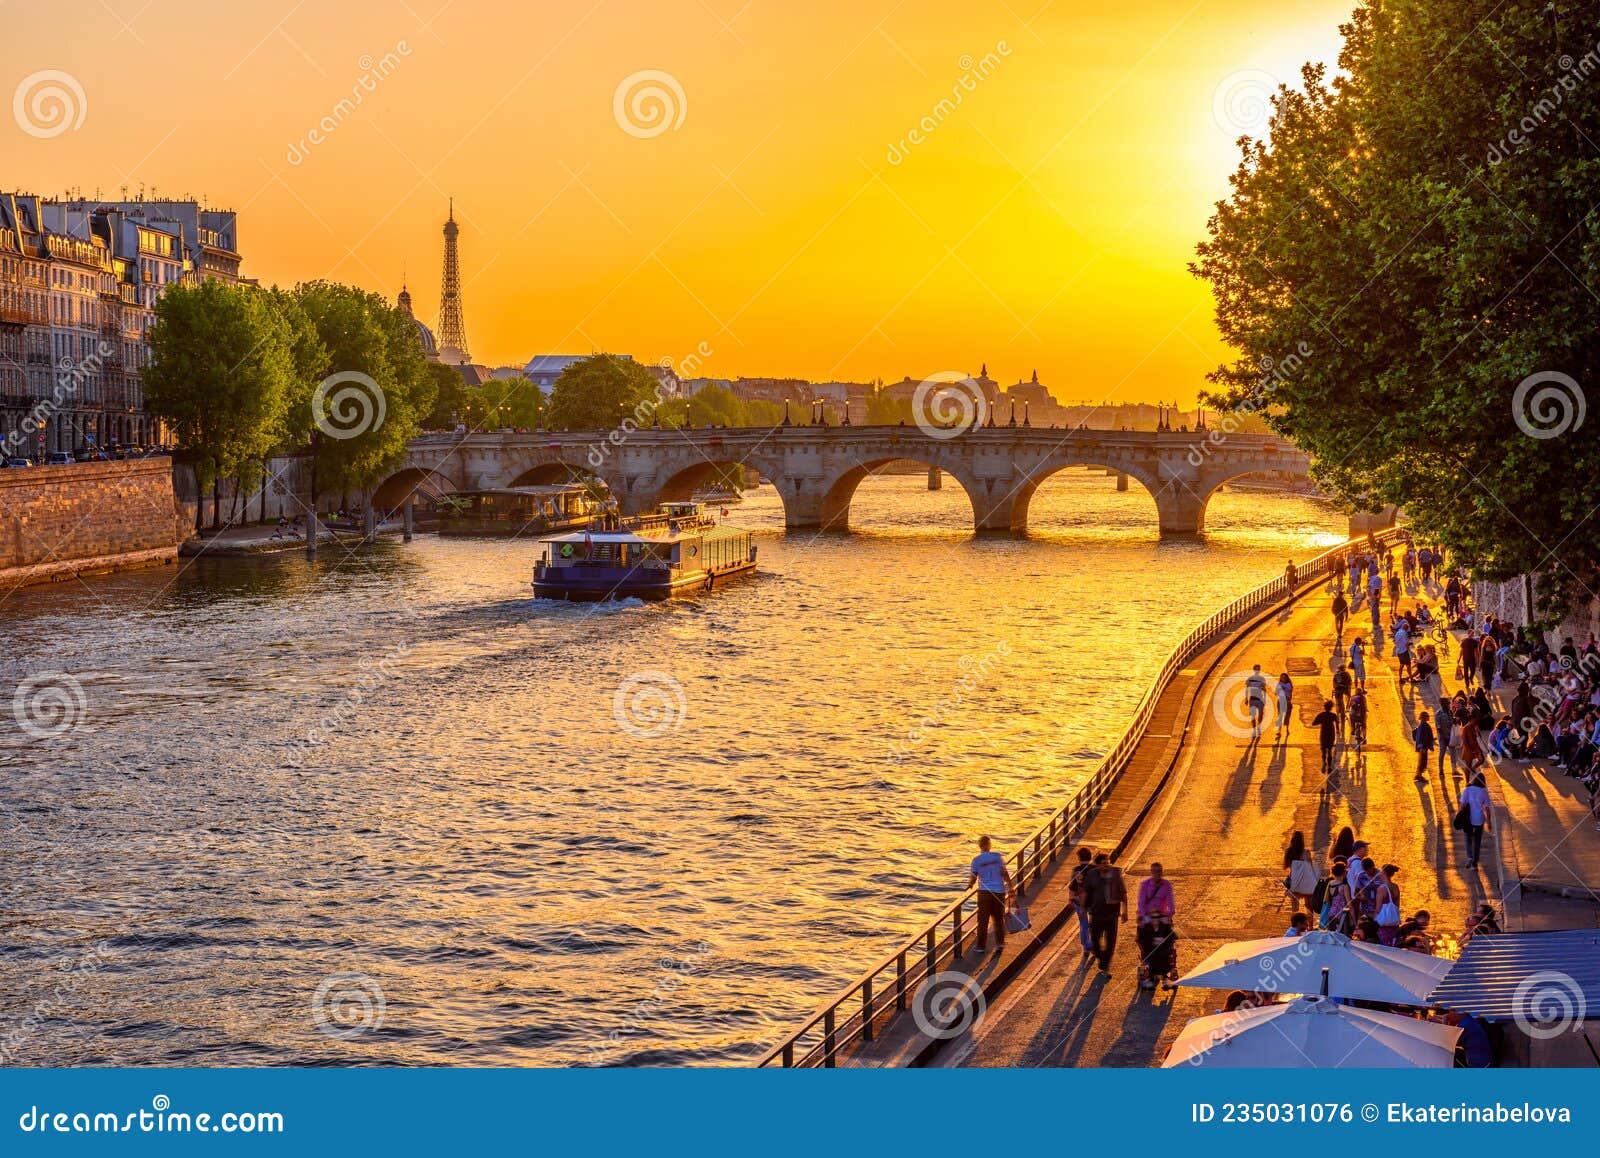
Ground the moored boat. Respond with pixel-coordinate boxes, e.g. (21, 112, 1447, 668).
(532, 502, 757, 601)
(437, 484, 599, 537)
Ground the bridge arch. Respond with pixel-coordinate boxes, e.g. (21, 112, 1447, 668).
(371, 467, 459, 513)
(808, 455, 981, 532)
(509, 462, 598, 488)
(1007, 457, 1172, 535)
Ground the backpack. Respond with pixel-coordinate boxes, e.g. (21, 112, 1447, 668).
(1309, 875, 1330, 913)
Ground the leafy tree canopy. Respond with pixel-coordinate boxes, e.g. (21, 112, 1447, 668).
(1193, 0, 1599, 615)
(143, 280, 298, 490)
(545, 354, 660, 430)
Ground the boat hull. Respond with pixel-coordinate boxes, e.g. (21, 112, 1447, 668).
(533, 560, 756, 601)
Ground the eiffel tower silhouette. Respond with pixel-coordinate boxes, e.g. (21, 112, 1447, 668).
(436, 199, 469, 360)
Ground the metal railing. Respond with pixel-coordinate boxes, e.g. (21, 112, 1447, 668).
(756, 527, 1404, 1067)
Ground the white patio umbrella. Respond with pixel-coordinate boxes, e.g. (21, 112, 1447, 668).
(1173, 930, 1451, 1005)
(1163, 995, 1461, 1068)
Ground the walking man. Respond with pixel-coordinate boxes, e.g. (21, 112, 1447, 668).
(1435, 703, 1458, 777)
(1332, 590, 1349, 639)
(1413, 713, 1436, 782)
(1084, 853, 1127, 976)
(1068, 846, 1094, 955)
(1332, 665, 1353, 737)
(1459, 774, 1493, 869)
(1349, 636, 1367, 690)
(1393, 621, 1413, 683)
(1313, 698, 1340, 777)
(968, 836, 1015, 955)
(1245, 664, 1268, 736)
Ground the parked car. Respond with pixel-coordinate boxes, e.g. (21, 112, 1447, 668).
(5, 456, 34, 468)
(45, 451, 73, 465)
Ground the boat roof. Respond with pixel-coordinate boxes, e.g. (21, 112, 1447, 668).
(539, 522, 749, 545)
(455, 485, 588, 497)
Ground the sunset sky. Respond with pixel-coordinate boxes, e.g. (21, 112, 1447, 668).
(9, 0, 1350, 402)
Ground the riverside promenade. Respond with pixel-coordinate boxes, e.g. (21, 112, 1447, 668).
(814, 553, 1600, 1069)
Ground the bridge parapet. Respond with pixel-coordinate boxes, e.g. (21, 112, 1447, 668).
(396, 426, 1314, 537)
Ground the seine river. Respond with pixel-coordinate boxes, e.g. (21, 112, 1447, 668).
(1, 472, 1342, 1066)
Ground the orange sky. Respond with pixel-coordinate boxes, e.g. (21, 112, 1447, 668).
(8, 0, 1350, 402)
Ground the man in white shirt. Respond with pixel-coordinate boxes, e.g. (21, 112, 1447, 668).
(1346, 841, 1372, 899)
(1392, 623, 1412, 681)
(1459, 775, 1494, 869)
(968, 835, 1015, 954)
(1245, 665, 1268, 736)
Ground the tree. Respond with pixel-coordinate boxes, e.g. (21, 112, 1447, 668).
(545, 354, 659, 430)
(290, 281, 436, 505)
(143, 281, 298, 528)
(423, 362, 483, 430)
(1193, 0, 1599, 617)
(480, 374, 546, 431)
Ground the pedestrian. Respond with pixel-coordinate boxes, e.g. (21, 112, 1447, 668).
(1460, 632, 1480, 691)
(1348, 687, 1368, 750)
(1349, 636, 1367, 689)
(1285, 559, 1298, 595)
(1374, 865, 1402, 945)
(967, 835, 1015, 955)
(1332, 589, 1349, 638)
(1332, 665, 1352, 735)
(1284, 830, 1318, 912)
(1393, 621, 1413, 682)
(1285, 911, 1311, 937)
(1412, 713, 1436, 781)
(1275, 672, 1294, 736)
(1312, 698, 1339, 777)
(1135, 862, 1178, 989)
(1068, 846, 1094, 955)
(1461, 715, 1485, 773)
(1083, 852, 1127, 976)
(1331, 826, 1355, 863)
(1388, 570, 1402, 615)
(1245, 664, 1268, 736)
(1321, 861, 1353, 933)
(1458, 773, 1493, 869)
(1435, 702, 1457, 777)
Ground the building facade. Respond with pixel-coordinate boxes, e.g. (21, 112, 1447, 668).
(0, 194, 241, 456)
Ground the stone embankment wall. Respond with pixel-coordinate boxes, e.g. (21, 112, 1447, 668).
(1473, 574, 1599, 641)
(0, 458, 185, 588)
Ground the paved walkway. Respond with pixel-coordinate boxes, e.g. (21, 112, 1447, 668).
(936, 578, 1514, 1068)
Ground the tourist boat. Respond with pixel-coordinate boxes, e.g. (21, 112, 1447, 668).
(437, 484, 600, 537)
(532, 502, 758, 601)
(690, 485, 742, 505)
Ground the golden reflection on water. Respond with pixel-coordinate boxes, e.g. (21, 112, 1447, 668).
(0, 472, 1344, 1066)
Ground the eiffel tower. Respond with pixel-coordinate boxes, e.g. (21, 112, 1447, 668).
(436, 199, 470, 361)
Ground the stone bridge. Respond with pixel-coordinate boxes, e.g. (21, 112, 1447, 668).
(378, 425, 1362, 538)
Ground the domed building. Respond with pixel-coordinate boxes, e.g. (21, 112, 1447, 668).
(396, 283, 439, 359)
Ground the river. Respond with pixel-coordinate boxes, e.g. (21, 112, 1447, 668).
(0, 472, 1343, 1066)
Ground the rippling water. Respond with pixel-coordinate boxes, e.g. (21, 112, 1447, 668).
(0, 471, 1342, 1066)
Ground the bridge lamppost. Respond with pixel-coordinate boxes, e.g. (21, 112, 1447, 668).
(1021, 399, 1030, 427)
(782, 400, 791, 426)
(1007, 398, 1017, 427)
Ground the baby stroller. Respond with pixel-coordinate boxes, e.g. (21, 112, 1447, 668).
(1137, 919, 1179, 990)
